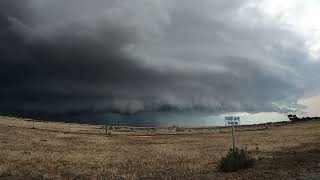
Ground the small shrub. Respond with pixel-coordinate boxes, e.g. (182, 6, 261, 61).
(218, 147, 255, 172)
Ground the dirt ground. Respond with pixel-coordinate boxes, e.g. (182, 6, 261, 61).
(0, 116, 319, 179)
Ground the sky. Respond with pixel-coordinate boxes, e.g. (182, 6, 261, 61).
(0, 0, 319, 126)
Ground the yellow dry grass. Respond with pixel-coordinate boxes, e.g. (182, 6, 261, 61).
(0, 116, 319, 179)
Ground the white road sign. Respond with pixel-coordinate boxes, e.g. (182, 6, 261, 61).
(225, 116, 240, 126)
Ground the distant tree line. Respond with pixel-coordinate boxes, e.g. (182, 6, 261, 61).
(287, 114, 320, 122)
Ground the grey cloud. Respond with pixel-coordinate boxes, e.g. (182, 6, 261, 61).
(0, 0, 317, 125)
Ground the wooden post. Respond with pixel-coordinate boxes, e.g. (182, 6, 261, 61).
(32, 120, 35, 129)
(105, 125, 108, 135)
(220, 126, 222, 133)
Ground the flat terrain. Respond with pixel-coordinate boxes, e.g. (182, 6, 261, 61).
(0, 116, 319, 179)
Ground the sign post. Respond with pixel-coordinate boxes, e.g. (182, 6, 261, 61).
(225, 116, 240, 150)
(232, 124, 236, 150)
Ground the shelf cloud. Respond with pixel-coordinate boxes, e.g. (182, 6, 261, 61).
(0, 0, 319, 125)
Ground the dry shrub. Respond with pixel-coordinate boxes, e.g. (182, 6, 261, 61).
(218, 147, 255, 172)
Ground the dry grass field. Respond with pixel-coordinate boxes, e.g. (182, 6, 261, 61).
(0, 116, 319, 179)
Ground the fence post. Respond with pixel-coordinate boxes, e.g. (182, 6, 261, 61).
(105, 125, 108, 135)
(32, 120, 35, 129)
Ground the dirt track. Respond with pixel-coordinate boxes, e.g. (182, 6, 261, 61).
(0, 116, 319, 179)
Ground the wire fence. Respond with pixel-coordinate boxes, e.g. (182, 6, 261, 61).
(0, 116, 289, 136)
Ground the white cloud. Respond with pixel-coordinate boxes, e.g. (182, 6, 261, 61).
(255, 0, 320, 60)
(298, 95, 320, 116)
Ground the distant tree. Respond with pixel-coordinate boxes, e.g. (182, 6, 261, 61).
(287, 114, 299, 122)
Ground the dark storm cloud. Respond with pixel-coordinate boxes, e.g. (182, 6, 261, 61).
(0, 0, 314, 125)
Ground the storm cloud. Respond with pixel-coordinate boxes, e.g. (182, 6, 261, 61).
(0, 0, 318, 125)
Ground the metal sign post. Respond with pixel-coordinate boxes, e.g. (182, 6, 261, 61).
(225, 116, 240, 150)
(232, 124, 236, 150)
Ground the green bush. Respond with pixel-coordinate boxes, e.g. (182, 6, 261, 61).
(218, 147, 255, 172)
